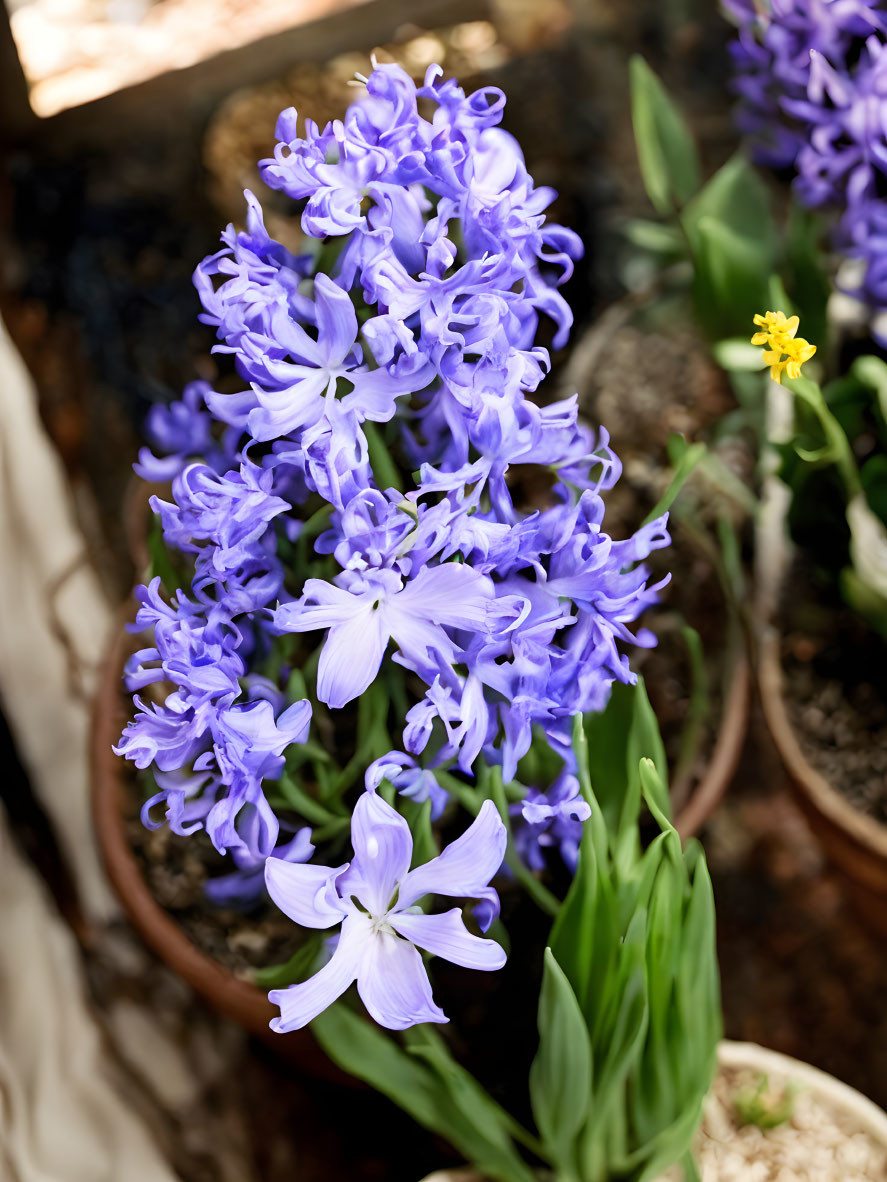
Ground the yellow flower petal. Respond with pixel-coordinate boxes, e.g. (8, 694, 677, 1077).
(751, 311, 815, 383)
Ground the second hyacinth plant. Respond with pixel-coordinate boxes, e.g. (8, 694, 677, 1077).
(115, 62, 720, 1180)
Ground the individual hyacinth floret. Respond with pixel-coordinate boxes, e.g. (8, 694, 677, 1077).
(115, 62, 670, 1031)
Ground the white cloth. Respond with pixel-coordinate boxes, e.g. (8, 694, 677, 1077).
(0, 317, 180, 1181)
(0, 806, 179, 1182)
(0, 317, 114, 921)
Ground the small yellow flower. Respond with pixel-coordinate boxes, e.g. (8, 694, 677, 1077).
(750, 310, 816, 384)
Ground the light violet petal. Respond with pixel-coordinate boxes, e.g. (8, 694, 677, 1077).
(348, 791, 413, 915)
(396, 563, 494, 630)
(264, 858, 349, 928)
(386, 611, 457, 670)
(397, 800, 506, 911)
(390, 908, 506, 971)
(275, 585, 368, 633)
(275, 699, 312, 745)
(356, 929, 447, 1030)
(317, 605, 387, 708)
(268, 914, 371, 1031)
(246, 371, 328, 441)
(313, 274, 358, 368)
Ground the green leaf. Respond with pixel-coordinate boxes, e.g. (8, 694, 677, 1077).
(711, 338, 767, 372)
(840, 565, 887, 641)
(252, 932, 325, 989)
(630, 56, 701, 215)
(277, 771, 341, 826)
(690, 216, 772, 337)
(364, 420, 403, 493)
(313, 1009, 537, 1182)
(549, 704, 719, 1182)
(642, 440, 707, 526)
(852, 354, 887, 430)
(785, 204, 830, 349)
(683, 153, 773, 255)
(681, 155, 775, 337)
(405, 1026, 543, 1179)
(147, 513, 184, 593)
(623, 218, 689, 259)
(861, 455, 887, 525)
(627, 683, 669, 814)
(583, 680, 668, 829)
(529, 949, 593, 1170)
(313, 1006, 442, 1125)
(579, 912, 649, 1174)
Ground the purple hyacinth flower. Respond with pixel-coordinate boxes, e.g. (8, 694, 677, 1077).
(512, 772, 591, 873)
(264, 792, 506, 1031)
(273, 563, 495, 708)
(365, 751, 449, 819)
(211, 273, 433, 442)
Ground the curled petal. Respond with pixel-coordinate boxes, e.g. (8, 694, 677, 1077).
(264, 858, 349, 928)
(396, 562, 494, 630)
(313, 273, 359, 367)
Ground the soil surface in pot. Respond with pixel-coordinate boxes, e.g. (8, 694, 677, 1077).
(578, 316, 754, 812)
(667, 1061, 887, 1181)
(126, 800, 306, 979)
(778, 561, 887, 825)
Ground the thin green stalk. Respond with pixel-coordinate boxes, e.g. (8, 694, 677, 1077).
(670, 623, 709, 792)
(785, 374, 862, 497)
(309, 815, 351, 842)
(489, 767, 561, 919)
(364, 421, 403, 493)
(277, 774, 342, 826)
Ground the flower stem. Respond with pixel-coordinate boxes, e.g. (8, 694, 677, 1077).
(489, 767, 561, 919)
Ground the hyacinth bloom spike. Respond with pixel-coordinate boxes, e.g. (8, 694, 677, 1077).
(119, 59, 667, 926)
(265, 793, 507, 1031)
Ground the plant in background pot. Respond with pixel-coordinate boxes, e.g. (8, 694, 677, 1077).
(708, 0, 887, 934)
(623, 25, 887, 933)
(98, 61, 730, 1177)
(755, 342, 887, 934)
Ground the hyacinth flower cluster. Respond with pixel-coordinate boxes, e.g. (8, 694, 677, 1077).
(115, 62, 670, 1031)
(725, 0, 887, 315)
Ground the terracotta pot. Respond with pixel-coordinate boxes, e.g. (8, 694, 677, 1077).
(758, 626, 887, 936)
(417, 1041, 887, 1181)
(672, 638, 751, 842)
(89, 616, 346, 1081)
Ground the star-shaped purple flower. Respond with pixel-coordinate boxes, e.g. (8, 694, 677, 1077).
(264, 792, 506, 1031)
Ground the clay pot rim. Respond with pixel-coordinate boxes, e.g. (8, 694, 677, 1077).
(673, 633, 751, 841)
(757, 626, 887, 860)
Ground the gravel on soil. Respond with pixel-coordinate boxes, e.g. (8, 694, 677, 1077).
(683, 1062, 887, 1181)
